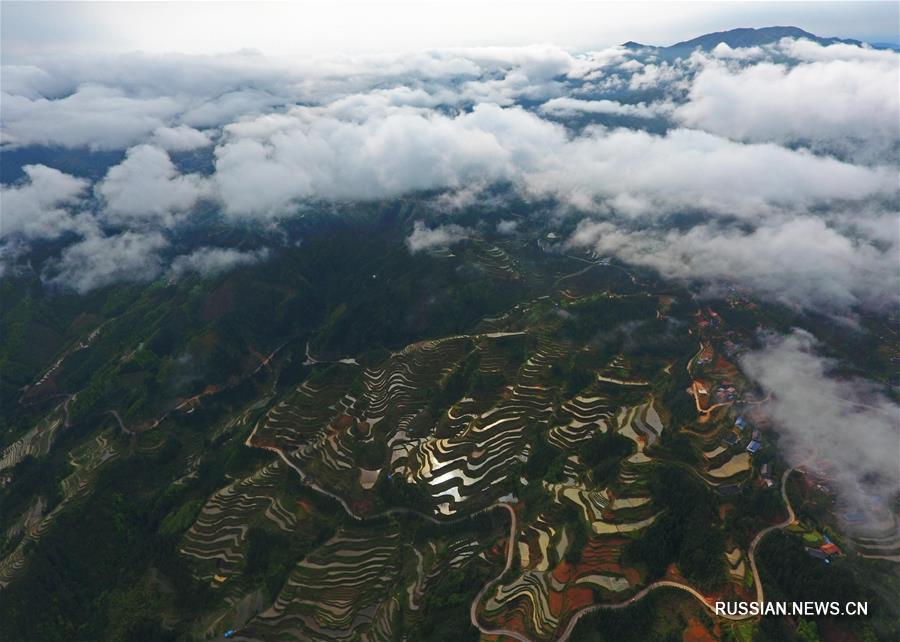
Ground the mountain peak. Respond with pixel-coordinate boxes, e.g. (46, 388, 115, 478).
(622, 26, 866, 55)
(667, 25, 862, 50)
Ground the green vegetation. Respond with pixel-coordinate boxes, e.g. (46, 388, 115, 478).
(158, 499, 204, 536)
(418, 562, 489, 642)
(578, 431, 634, 487)
(0, 454, 214, 641)
(628, 466, 726, 590)
(756, 531, 900, 642)
(564, 503, 591, 564)
(243, 523, 335, 598)
(570, 587, 705, 642)
(524, 429, 567, 482)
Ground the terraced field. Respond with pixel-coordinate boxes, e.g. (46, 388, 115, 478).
(408, 335, 566, 516)
(201, 286, 774, 641)
(476, 397, 665, 639)
(238, 523, 405, 641)
(0, 397, 72, 472)
(1, 428, 120, 587)
(180, 461, 293, 583)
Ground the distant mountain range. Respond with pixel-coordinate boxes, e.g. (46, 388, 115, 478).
(623, 26, 898, 56)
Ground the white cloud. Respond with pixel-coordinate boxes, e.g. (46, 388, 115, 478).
(675, 51, 900, 161)
(0, 64, 73, 100)
(405, 220, 473, 253)
(1, 84, 181, 150)
(496, 219, 519, 234)
(0, 50, 478, 150)
(214, 96, 895, 221)
(96, 145, 213, 227)
(539, 97, 664, 118)
(152, 125, 212, 151)
(170, 246, 269, 277)
(567, 215, 899, 312)
(617, 59, 644, 72)
(0, 164, 90, 241)
(213, 103, 565, 217)
(741, 330, 900, 526)
(0, 38, 896, 314)
(709, 42, 766, 60)
(522, 127, 895, 216)
(627, 62, 683, 90)
(44, 230, 168, 293)
(776, 37, 899, 64)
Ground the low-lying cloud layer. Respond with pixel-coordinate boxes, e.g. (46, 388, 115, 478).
(44, 230, 169, 294)
(567, 215, 898, 312)
(1, 36, 897, 314)
(741, 330, 899, 529)
(1, 164, 90, 241)
(406, 220, 473, 253)
(170, 246, 269, 278)
(97, 144, 213, 227)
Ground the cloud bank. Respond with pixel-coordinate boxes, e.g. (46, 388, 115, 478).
(44, 230, 169, 294)
(675, 48, 900, 162)
(0, 37, 896, 310)
(567, 215, 899, 312)
(96, 144, 213, 228)
(741, 330, 900, 529)
(0, 164, 90, 241)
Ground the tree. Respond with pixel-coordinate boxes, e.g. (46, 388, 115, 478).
(796, 618, 821, 642)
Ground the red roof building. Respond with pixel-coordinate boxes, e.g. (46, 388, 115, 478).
(820, 542, 841, 556)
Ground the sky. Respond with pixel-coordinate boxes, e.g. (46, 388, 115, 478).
(2, 1, 899, 61)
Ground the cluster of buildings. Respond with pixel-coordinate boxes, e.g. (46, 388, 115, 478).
(736, 415, 763, 454)
(714, 381, 738, 403)
(720, 414, 764, 456)
(721, 338, 743, 357)
(695, 307, 721, 331)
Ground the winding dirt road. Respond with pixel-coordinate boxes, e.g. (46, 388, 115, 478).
(746, 465, 798, 602)
(468, 503, 535, 642)
(107, 410, 135, 435)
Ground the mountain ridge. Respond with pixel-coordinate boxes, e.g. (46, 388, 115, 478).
(622, 25, 881, 54)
